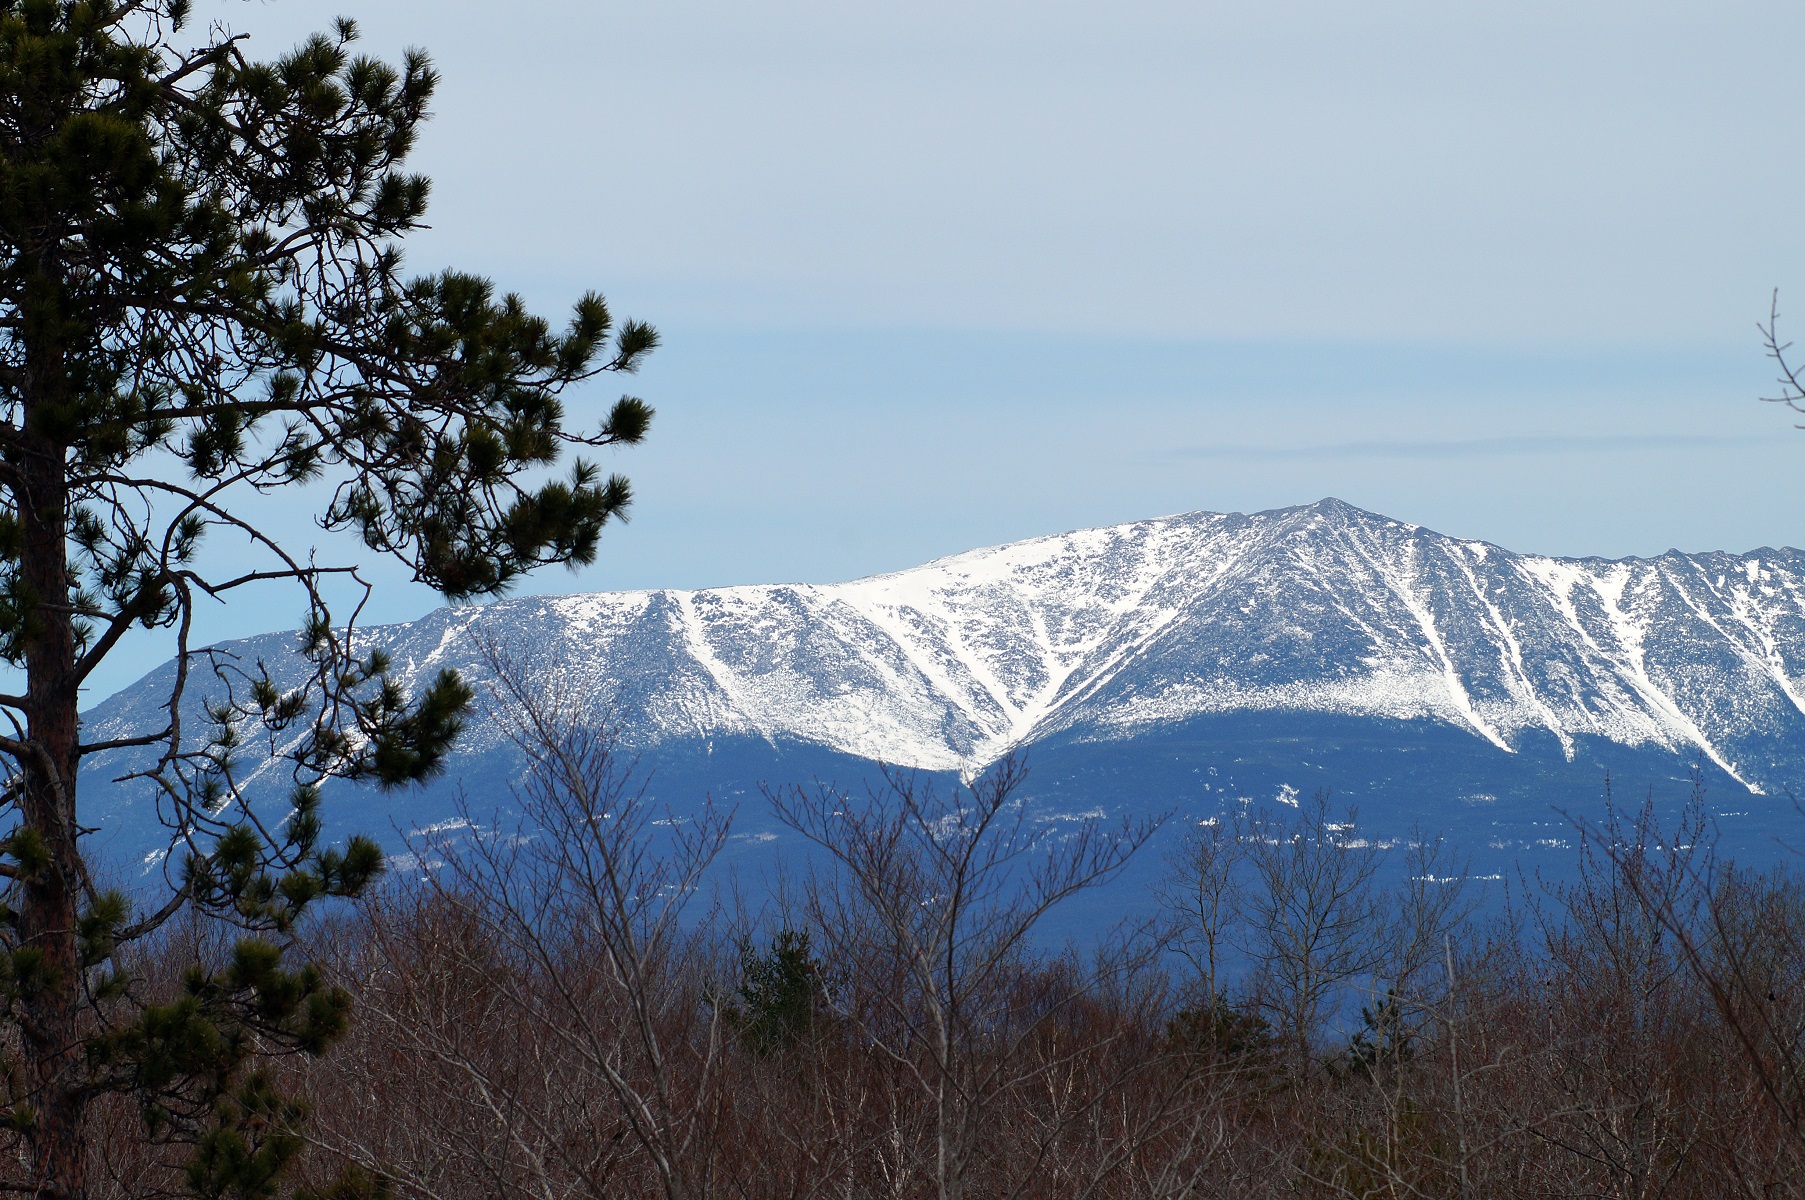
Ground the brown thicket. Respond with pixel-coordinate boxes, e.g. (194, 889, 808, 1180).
(64, 701, 1805, 1198)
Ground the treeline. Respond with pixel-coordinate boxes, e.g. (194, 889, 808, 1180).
(77, 670, 1805, 1198)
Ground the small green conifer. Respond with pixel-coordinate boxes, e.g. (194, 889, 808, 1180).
(731, 929, 829, 1055)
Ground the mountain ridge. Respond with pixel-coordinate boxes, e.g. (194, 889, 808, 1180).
(76, 498, 1805, 870)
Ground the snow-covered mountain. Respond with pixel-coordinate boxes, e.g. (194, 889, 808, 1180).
(80, 498, 1805, 870)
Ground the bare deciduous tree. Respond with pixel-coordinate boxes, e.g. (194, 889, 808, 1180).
(769, 758, 1163, 1200)
(391, 645, 732, 1200)
(1158, 814, 1245, 1007)
(1236, 792, 1388, 1065)
(1384, 829, 1477, 1014)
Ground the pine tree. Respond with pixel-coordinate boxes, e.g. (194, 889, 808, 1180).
(730, 928, 829, 1055)
(0, 3, 655, 1194)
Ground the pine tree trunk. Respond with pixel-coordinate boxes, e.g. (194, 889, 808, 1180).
(18, 411, 85, 1198)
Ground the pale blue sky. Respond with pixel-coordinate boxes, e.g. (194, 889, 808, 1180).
(85, 0, 1805, 698)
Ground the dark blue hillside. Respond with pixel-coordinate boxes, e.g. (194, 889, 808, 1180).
(82, 714, 1796, 940)
(1023, 713, 1795, 879)
(81, 732, 898, 888)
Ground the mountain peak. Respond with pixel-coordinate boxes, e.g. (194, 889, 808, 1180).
(1272, 496, 1416, 530)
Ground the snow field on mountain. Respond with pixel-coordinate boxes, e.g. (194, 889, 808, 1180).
(79, 499, 1805, 799)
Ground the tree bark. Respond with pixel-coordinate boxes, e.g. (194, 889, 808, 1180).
(19, 361, 85, 1198)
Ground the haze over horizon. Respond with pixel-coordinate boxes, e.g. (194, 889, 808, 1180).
(87, 0, 1805, 701)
